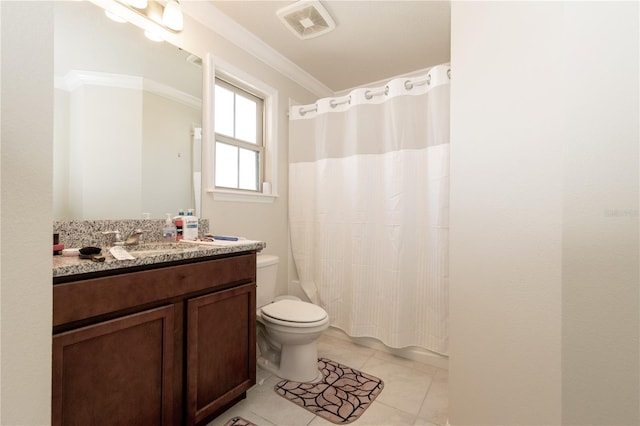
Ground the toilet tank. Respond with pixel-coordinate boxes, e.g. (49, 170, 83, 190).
(256, 255, 279, 308)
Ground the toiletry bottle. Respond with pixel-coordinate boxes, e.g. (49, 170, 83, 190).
(162, 213, 177, 242)
(183, 209, 199, 240)
(175, 209, 184, 241)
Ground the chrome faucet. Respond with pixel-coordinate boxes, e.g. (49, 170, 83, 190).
(123, 229, 146, 246)
(101, 230, 123, 246)
(102, 229, 146, 246)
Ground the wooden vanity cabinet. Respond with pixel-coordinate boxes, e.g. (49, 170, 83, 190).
(52, 253, 257, 426)
(186, 283, 256, 424)
(52, 305, 176, 426)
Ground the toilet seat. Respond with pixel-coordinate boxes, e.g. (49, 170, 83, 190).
(261, 300, 328, 327)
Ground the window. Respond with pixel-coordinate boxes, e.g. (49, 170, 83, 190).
(214, 78, 264, 192)
(207, 59, 278, 203)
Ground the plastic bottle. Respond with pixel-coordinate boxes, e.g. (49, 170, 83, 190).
(162, 213, 177, 242)
(174, 209, 185, 241)
(183, 209, 199, 241)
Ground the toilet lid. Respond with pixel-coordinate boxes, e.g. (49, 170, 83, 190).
(261, 300, 328, 323)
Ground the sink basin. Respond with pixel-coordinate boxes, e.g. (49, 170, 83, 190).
(114, 239, 261, 259)
(125, 243, 195, 257)
(178, 239, 260, 247)
(127, 243, 185, 251)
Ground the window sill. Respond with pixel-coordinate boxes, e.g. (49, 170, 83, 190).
(209, 189, 278, 203)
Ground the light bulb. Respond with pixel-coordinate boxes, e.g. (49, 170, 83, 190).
(162, 0, 183, 31)
(144, 29, 163, 42)
(128, 0, 147, 9)
(104, 10, 126, 23)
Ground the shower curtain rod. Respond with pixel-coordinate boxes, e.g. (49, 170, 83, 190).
(297, 69, 450, 116)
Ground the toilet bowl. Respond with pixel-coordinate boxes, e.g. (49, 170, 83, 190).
(256, 256, 329, 383)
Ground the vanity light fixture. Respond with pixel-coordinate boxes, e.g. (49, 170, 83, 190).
(113, 0, 184, 34)
(162, 0, 183, 31)
(144, 29, 164, 42)
(104, 9, 127, 23)
(127, 0, 148, 9)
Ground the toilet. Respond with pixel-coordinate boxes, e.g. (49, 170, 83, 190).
(255, 255, 329, 383)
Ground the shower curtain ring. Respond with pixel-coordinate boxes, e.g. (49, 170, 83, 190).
(299, 104, 318, 116)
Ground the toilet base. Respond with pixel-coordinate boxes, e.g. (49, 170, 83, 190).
(256, 323, 323, 383)
(280, 340, 323, 382)
(257, 348, 323, 383)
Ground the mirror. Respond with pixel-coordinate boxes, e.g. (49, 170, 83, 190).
(53, 1, 202, 220)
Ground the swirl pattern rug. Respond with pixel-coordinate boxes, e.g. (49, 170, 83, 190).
(274, 358, 384, 424)
(223, 417, 257, 426)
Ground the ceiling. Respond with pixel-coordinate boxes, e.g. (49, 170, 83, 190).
(207, 1, 451, 94)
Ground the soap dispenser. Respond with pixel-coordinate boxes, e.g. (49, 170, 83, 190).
(162, 213, 177, 242)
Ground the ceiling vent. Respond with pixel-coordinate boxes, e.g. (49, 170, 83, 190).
(276, 0, 336, 40)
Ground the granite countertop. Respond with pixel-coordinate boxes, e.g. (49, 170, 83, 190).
(53, 240, 266, 278)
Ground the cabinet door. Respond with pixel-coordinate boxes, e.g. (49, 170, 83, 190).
(52, 305, 175, 426)
(186, 283, 256, 425)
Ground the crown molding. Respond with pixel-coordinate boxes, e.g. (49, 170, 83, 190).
(55, 70, 202, 109)
(143, 78, 202, 109)
(56, 70, 142, 92)
(181, 1, 334, 98)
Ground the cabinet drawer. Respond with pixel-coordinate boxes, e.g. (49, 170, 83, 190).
(54, 253, 256, 327)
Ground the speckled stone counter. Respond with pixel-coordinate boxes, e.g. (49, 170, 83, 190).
(53, 219, 265, 279)
(53, 240, 266, 278)
(54, 219, 211, 248)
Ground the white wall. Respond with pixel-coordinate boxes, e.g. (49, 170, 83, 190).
(560, 3, 639, 424)
(54, 89, 71, 219)
(70, 85, 143, 219)
(1, 2, 54, 424)
(450, 2, 638, 425)
(142, 91, 200, 219)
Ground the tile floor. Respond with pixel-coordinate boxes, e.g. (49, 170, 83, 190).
(207, 332, 449, 426)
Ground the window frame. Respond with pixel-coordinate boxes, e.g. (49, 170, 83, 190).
(214, 77, 264, 192)
(204, 55, 278, 203)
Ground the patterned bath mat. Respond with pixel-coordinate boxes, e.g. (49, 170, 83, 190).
(274, 358, 384, 424)
(223, 417, 258, 426)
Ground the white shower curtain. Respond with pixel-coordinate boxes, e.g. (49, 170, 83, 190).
(289, 64, 450, 354)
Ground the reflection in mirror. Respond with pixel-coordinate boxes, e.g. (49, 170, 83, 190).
(54, 1, 202, 220)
